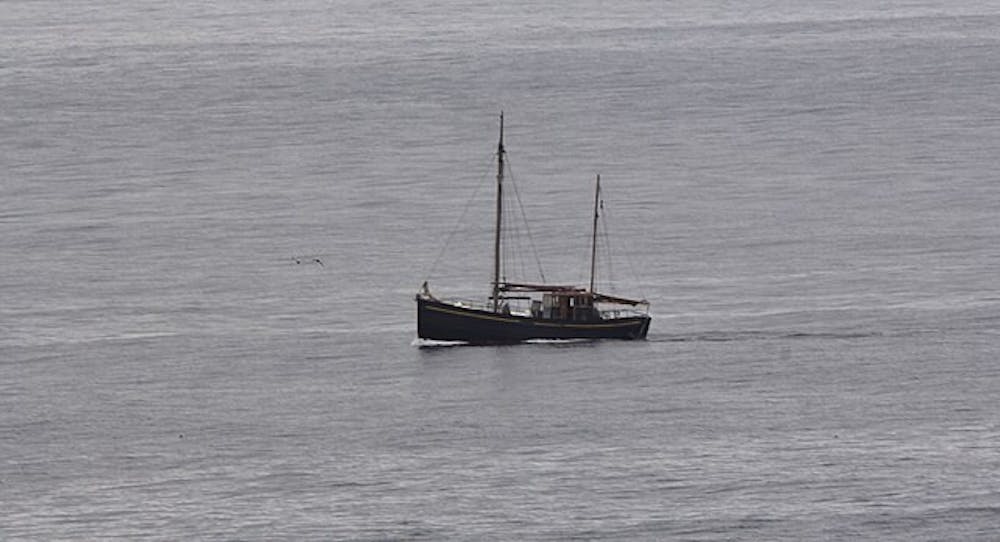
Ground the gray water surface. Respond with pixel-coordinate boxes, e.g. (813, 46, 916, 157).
(2, 1, 999, 539)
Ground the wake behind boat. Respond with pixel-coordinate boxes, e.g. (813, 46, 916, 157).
(416, 113, 651, 344)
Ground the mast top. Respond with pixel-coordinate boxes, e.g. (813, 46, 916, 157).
(498, 111, 505, 153)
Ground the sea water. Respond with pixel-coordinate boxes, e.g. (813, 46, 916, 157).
(2, 1, 999, 538)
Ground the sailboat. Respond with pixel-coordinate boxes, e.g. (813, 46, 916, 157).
(415, 113, 651, 344)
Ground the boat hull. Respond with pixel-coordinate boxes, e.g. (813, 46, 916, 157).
(416, 297, 650, 344)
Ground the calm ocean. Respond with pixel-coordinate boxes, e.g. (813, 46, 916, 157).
(2, 1, 999, 539)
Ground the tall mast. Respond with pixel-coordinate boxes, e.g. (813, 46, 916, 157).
(589, 174, 600, 293)
(492, 112, 505, 311)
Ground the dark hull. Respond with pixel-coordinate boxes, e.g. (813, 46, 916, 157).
(416, 297, 650, 344)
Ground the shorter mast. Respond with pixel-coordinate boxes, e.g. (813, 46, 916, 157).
(492, 112, 505, 311)
(589, 174, 600, 294)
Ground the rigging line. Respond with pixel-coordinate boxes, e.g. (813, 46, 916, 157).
(504, 159, 548, 284)
(423, 151, 496, 281)
(502, 173, 511, 283)
(502, 185, 516, 282)
(600, 204, 615, 292)
(511, 176, 531, 283)
(503, 181, 530, 285)
(600, 197, 647, 301)
(577, 192, 596, 287)
(502, 189, 511, 282)
(501, 173, 524, 285)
